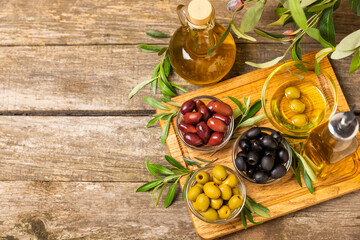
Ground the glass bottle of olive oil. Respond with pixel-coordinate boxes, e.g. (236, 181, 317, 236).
(301, 107, 359, 181)
(168, 0, 236, 86)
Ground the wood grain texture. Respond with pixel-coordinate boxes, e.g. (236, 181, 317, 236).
(0, 181, 358, 240)
(158, 52, 360, 239)
(0, 116, 167, 181)
(0, 44, 358, 112)
(0, 0, 358, 45)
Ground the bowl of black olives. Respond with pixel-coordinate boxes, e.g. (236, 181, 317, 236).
(186, 165, 246, 224)
(232, 127, 292, 184)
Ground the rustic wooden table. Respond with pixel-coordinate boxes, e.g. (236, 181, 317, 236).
(0, 0, 359, 239)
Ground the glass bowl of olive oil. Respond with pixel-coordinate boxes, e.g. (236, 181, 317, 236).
(261, 61, 338, 138)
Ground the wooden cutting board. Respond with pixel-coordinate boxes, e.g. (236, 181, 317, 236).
(157, 51, 360, 240)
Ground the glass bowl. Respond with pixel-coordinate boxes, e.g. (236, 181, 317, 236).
(186, 165, 246, 224)
(261, 61, 338, 138)
(232, 127, 292, 185)
(175, 96, 234, 152)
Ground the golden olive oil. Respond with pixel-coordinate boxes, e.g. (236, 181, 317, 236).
(270, 80, 327, 134)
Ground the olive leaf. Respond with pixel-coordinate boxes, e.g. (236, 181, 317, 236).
(157, 47, 168, 56)
(289, 0, 308, 30)
(165, 155, 187, 171)
(231, 23, 257, 42)
(136, 179, 163, 192)
(151, 63, 161, 94)
(161, 113, 175, 145)
(236, 114, 265, 128)
(144, 96, 170, 110)
(349, 49, 360, 74)
(254, 28, 290, 41)
(128, 77, 157, 99)
(331, 48, 356, 60)
(299, 160, 314, 194)
(242, 100, 262, 122)
(208, 24, 231, 56)
(307, 1, 337, 12)
(171, 83, 189, 93)
(139, 44, 163, 53)
(146, 116, 162, 128)
(183, 157, 202, 166)
(319, 6, 335, 46)
(241, 210, 247, 229)
(333, 29, 360, 52)
(253, 205, 270, 218)
(245, 56, 284, 68)
(315, 48, 335, 63)
(151, 183, 163, 200)
(182, 175, 190, 200)
(156, 183, 167, 206)
(301, 0, 318, 7)
(268, 14, 291, 26)
(164, 178, 180, 208)
(146, 30, 170, 38)
(306, 28, 333, 48)
(239, 0, 267, 33)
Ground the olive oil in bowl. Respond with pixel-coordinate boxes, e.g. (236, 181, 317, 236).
(270, 80, 327, 134)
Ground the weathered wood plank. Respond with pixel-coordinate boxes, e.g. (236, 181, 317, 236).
(0, 0, 358, 45)
(0, 44, 358, 112)
(0, 181, 358, 239)
(0, 116, 169, 182)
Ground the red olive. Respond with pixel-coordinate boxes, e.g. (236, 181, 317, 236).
(179, 120, 197, 133)
(213, 102, 233, 117)
(183, 132, 203, 146)
(207, 118, 227, 132)
(184, 112, 202, 125)
(180, 99, 195, 115)
(195, 99, 205, 111)
(196, 121, 210, 143)
(207, 100, 216, 112)
(198, 105, 211, 122)
(208, 132, 224, 146)
(212, 113, 231, 125)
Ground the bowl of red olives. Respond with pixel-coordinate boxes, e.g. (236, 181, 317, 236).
(186, 165, 246, 224)
(176, 96, 234, 152)
(232, 127, 292, 184)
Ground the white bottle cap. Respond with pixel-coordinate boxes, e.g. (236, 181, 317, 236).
(187, 0, 213, 25)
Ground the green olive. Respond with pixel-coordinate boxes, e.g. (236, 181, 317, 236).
(228, 194, 243, 210)
(196, 193, 210, 212)
(218, 205, 231, 219)
(210, 198, 223, 210)
(202, 207, 218, 221)
(194, 183, 204, 190)
(222, 174, 238, 188)
(203, 182, 221, 199)
(289, 99, 306, 113)
(232, 188, 240, 195)
(219, 184, 232, 200)
(291, 114, 308, 127)
(187, 186, 202, 201)
(285, 86, 301, 99)
(212, 165, 228, 181)
(213, 176, 223, 185)
(196, 171, 210, 184)
(192, 201, 200, 211)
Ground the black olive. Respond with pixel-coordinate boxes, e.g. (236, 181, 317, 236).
(260, 135, 278, 150)
(246, 167, 257, 179)
(239, 139, 251, 152)
(258, 132, 269, 140)
(254, 171, 269, 183)
(245, 127, 262, 140)
(251, 140, 263, 152)
(236, 151, 247, 159)
(235, 156, 247, 171)
(247, 151, 260, 165)
(260, 156, 275, 171)
(263, 149, 276, 159)
(272, 131, 283, 143)
(277, 147, 290, 163)
(270, 164, 287, 178)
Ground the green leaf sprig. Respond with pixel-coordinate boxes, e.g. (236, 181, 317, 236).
(241, 195, 270, 229)
(289, 141, 317, 194)
(136, 155, 271, 226)
(213, 0, 360, 73)
(144, 97, 181, 145)
(129, 31, 188, 99)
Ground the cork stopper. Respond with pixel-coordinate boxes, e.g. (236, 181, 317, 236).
(187, 0, 213, 26)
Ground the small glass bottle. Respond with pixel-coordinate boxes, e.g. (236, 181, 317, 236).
(168, 0, 236, 86)
(301, 106, 359, 180)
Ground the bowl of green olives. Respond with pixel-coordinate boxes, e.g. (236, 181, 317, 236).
(232, 127, 292, 184)
(186, 165, 246, 224)
(176, 96, 234, 152)
(262, 61, 338, 138)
